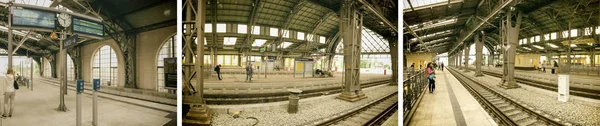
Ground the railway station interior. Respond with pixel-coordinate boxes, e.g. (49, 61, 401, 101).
(403, 0, 600, 126)
(181, 0, 399, 125)
(0, 0, 176, 125)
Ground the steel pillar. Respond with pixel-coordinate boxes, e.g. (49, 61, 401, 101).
(463, 44, 470, 72)
(57, 32, 67, 111)
(8, 16, 12, 69)
(389, 37, 398, 85)
(475, 33, 484, 77)
(456, 51, 463, 70)
(501, 10, 522, 89)
(591, 48, 595, 67)
(336, 0, 366, 102)
(182, 0, 211, 125)
(566, 22, 572, 73)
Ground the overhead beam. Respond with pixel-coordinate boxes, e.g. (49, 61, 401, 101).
(11, 31, 32, 54)
(451, 0, 513, 54)
(274, 0, 307, 47)
(403, 20, 431, 52)
(358, 0, 397, 33)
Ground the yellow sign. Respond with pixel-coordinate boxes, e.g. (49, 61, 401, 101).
(561, 38, 594, 45)
(295, 62, 303, 72)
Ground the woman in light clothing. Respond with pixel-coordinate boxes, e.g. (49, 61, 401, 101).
(3, 69, 16, 118)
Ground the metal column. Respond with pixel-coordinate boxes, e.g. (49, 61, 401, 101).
(591, 48, 595, 67)
(501, 9, 522, 89)
(336, 0, 366, 102)
(475, 33, 484, 77)
(182, 0, 211, 125)
(463, 44, 470, 72)
(389, 37, 398, 85)
(566, 22, 572, 73)
(456, 52, 463, 70)
(57, 32, 67, 111)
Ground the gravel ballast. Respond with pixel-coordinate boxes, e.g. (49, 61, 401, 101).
(455, 69, 600, 125)
(210, 85, 398, 126)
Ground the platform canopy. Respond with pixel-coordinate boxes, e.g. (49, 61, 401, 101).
(404, 0, 600, 54)
(0, 0, 175, 57)
(185, 0, 397, 55)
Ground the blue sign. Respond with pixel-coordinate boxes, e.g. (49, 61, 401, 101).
(11, 7, 56, 29)
(73, 17, 104, 37)
(77, 80, 84, 93)
(93, 79, 100, 91)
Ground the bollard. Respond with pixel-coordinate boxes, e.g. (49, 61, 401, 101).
(287, 89, 302, 113)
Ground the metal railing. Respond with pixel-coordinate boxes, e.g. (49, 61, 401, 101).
(402, 68, 427, 124)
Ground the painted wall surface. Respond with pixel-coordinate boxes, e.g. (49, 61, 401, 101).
(405, 53, 436, 69)
(81, 39, 125, 87)
(516, 54, 541, 67)
(136, 25, 176, 91)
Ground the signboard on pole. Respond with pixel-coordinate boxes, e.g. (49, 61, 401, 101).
(11, 7, 57, 30)
(164, 58, 177, 89)
(73, 17, 104, 38)
(63, 34, 79, 49)
(93, 79, 100, 91)
(77, 80, 84, 93)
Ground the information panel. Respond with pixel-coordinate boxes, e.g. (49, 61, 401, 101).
(73, 17, 104, 37)
(11, 7, 56, 29)
(164, 58, 177, 89)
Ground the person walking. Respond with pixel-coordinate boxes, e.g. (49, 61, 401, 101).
(552, 61, 559, 74)
(246, 64, 253, 82)
(214, 64, 222, 80)
(441, 63, 444, 71)
(3, 69, 16, 118)
(425, 63, 436, 93)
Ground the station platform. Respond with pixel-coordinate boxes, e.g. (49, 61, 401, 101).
(199, 73, 391, 95)
(468, 66, 600, 90)
(408, 70, 496, 126)
(0, 76, 176, 126)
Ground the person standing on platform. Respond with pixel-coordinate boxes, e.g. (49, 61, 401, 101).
(214, 64, 222, 80)
(426, 63, 436, 93)
(246, 64, 253, 82)
(553, 61, 559, 74)
(2, 69, 16, 118)
(441, 63, 444, 71)
(542, 61, 547, 73)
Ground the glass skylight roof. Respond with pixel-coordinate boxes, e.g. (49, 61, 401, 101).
(253, 39, 267, 47)
(223, 37, 236, 45)
(281, 42, 293, 48)
(403, 0, 447, 9)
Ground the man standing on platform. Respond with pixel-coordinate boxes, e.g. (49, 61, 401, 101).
(246, 64, 253, 82)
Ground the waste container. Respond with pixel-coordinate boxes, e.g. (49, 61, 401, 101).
(287, 89, 302, 113)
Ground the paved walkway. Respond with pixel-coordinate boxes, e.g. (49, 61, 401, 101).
(0, 76, 176, 126)
(408, 70, 496, 126)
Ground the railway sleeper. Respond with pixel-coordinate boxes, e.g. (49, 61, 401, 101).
(518, 118, 539, 126)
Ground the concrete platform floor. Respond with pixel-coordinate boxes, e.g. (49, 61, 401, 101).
(0, 76, 176, 126)
(408, 70, 496, 126)
(202, 73, 391, 86)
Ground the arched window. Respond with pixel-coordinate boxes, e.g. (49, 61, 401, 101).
(67, 54, 75, 81)
(92, 45, 118, 86)
(157, 35, 176, 92)
(43, 58, 52, 78)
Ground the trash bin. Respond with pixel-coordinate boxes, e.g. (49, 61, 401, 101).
(287, 89, 302, 113)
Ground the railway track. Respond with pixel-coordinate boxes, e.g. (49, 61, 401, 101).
(448, 67, 570, 126)
(204, 79, 391, 105)
(301, 91, 398, 126)
(465, 67, 600, 99)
